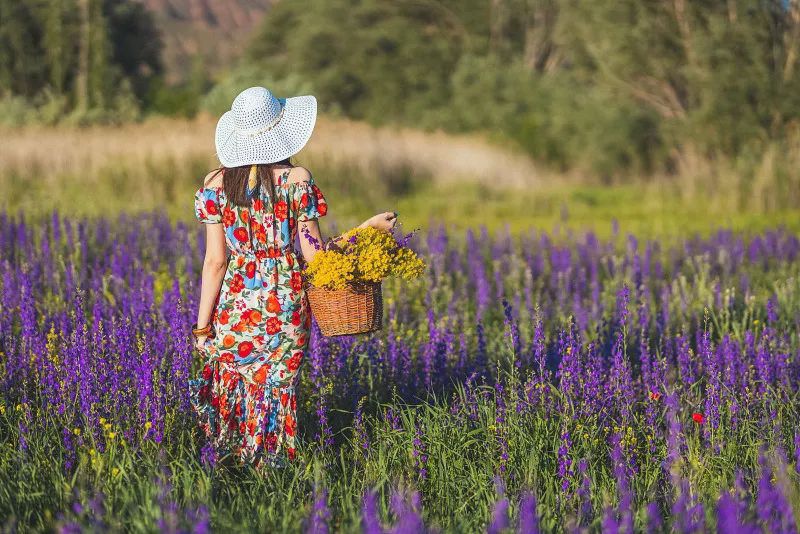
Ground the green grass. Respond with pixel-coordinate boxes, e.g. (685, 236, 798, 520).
(3, 155, 797, 240)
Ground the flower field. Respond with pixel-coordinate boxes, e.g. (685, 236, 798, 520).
(1, 211, 799, 532)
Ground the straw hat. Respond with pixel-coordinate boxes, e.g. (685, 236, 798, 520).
(215, 87, 317, 167)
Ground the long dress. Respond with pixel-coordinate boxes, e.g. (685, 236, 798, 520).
(188, 168, 328, 468)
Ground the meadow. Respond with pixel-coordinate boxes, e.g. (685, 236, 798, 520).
(1, 205, 799, 532)
(1, 118, 800, 533)
(1, 117, 797, 238)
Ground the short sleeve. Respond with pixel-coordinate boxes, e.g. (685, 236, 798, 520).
(293, 179, 328, 222)
(194, 187, 224, 224)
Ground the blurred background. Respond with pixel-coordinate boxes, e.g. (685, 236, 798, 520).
(1, 0, 799, 236)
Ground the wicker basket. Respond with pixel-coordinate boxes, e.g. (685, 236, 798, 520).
(306, 280, 383, 336)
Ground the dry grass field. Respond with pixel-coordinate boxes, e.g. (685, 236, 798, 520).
(1, 114, 797, 236)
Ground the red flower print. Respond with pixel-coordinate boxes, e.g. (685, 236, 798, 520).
(287, 352, 302, 372)
(199, 384, 210, 400)
(253, 222, 267, 243)
(291, 271, 303, 292)
(255, 249, 267, 260)
(291, 311, 301, 326)
(267, 293, 282, 313)
(205, 199, 218, 216)
(241, 209, 249, 224)
(281, 392, 289, 407)
(246, 261, 256, 279)
(229, 273, 244, 293)
(317, 201, 327, 216)
(218, 352, 235, 363)
(219, 309, 230, 325)
(222, 334, 236, 348)
(233, 227, 248, 242)
(266, 316, 282, 335)
(692, 412, 704, 424)
(253, 199, 263, 211)
(253, 364, 270, 384)
(291, 394, 296, 410)
(249, 309, 263, 325)
(274, 200, 288, 220)
(299, 193, 309, 208)
(202, 365, 212, 380)
(285, 413, 295, 437)
(223, 207, 236, 227)
(238, 341, 254, 358)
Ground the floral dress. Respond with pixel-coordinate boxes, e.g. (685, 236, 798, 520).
(188, 168, 327, 468)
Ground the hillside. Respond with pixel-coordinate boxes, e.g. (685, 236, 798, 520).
(136, 0, 274, 83)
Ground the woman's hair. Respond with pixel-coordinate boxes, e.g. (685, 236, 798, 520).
(212, 158, 293, 207)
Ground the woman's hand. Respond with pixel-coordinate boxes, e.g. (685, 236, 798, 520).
(195, 335, 208, 352)
(361, 211, 398, 232)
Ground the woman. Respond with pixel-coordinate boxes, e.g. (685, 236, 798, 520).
(188, 87, 397, 469)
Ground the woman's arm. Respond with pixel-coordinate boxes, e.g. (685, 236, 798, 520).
(195, 221, 227, 349)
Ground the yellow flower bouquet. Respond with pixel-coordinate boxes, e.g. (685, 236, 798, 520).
(302, 226, 426, 336)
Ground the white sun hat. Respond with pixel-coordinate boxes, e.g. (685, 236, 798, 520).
(214, 86, 317, 167)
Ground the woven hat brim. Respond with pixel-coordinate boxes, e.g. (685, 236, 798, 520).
(215, 95, 317, 167)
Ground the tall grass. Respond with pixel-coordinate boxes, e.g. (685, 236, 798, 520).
(0, 115, 798, 236)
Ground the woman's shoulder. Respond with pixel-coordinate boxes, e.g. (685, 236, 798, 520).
(201, 169, 224, 189)
(285, 166, 313, 185)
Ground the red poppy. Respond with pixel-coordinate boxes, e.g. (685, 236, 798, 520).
(649, 391, 661, 401)
(288, 447, 296, 460)
(237, 341, 254, 358)
(291, 271, 303, 292)
(274, 200, 288, 220)
(205, 199, 218, 216)
(692, 412, 704, 424)
(245, 261, 256, 279)
(266, 317, 282, 335)
(233, 227, 248, 242)
(229, 273, 244, 293)
(222, 207, 236, 227)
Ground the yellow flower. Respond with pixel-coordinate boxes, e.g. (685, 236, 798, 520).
(144, 421, 152, 431)
(108, 432, 116, 440)
(99, 417, 106, 425)
(103, 423, 112, 431)
(73, 427, 81, 436)
(112, 467, 120, 477)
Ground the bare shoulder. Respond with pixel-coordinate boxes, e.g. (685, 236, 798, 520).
(286, 166, 313, 184)
(202, 169, 224, 188)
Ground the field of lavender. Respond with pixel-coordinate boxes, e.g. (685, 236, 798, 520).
(1, 211, 799, 533)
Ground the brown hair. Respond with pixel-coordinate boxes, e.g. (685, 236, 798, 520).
(208, 158, 293, 207)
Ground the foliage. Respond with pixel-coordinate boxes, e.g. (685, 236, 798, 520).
(238, 0, 800, 182)
(0, 0, 162, 120)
